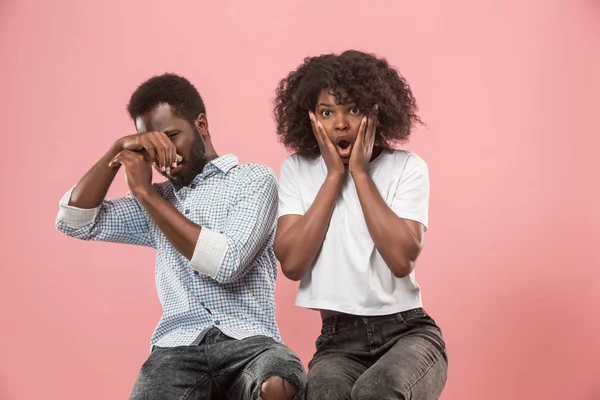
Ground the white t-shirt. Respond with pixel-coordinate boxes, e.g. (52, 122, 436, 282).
(278, 149, 430, 315)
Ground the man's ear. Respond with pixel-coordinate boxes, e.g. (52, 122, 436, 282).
(195, 114, 210, 139)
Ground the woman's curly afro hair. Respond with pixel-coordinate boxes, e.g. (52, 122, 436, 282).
(273, 50, 422, 158)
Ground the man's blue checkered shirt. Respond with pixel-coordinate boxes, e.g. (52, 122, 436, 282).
(55, 154, 281, 347)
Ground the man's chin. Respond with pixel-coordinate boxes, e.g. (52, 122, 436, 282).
(167, 170, 187, 182)
(166, 159, 206, 188)
(169, 169, 198, 188)
(165, 162, 188, 180)
(156, 168, 184, 185)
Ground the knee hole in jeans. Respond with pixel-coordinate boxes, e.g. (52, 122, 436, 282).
(261, 376, 296, 400)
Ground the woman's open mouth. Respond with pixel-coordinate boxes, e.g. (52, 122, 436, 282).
(336, 138, 352, 158)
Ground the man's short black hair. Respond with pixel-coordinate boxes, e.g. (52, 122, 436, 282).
(127, 73, 206, 126)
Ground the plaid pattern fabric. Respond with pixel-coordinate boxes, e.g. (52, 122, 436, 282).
(56, 154, 281, 348)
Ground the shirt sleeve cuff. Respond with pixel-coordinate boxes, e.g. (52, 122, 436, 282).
(278, 207, 305, 218)
(392, 211, 428, 232)
(57, 187, 101, 228)
(190, 227, 228, 278)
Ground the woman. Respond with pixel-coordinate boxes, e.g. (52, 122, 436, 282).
(273, 50, 448, 399)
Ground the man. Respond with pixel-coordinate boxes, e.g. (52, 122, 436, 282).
(56, 73, 306, 399)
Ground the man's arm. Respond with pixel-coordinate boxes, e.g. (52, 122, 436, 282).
(115, 150, 279, 284)
(134, 187, 200, 260)
(55, 138, 141, 244)
(68, 131, 177, 209)
(56, 132, 177, 247)
(208, 165, 279, 284)
(67, 141, 124, 209)
(56, 190, 155, 247)
(351, 157, 429, 278)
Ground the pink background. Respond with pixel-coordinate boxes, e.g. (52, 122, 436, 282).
(1, 1, 599, 399)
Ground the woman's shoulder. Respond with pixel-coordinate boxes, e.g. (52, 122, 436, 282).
(377, 149, 428, 171)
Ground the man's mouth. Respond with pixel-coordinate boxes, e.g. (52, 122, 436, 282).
(166, 156, 185, 176)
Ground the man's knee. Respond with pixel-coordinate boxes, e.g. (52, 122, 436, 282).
(261, 376, 297, 400)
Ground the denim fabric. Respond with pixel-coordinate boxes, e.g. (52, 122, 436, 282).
(130, 328, 307, 399)
(307, 308, 447, 400)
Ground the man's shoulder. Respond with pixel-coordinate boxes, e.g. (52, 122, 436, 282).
(231, 162, 276, 180)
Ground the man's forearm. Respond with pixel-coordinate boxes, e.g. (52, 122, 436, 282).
(69, 140, 124, 209)
(135, 187, 201, 260)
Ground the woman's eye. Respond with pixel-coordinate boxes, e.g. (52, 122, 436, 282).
(349, 107, 361, 115)
(321, 110, 333, 117)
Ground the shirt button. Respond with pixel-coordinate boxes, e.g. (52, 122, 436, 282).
(191, 184, 196, 189)
(200, 302, 205, 306)
(194, 271, 199, 275)
(185, 209, 190, 214)
(215, 320, 220, 325)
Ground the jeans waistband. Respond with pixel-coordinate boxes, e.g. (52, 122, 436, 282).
(321, 308, 426, 335)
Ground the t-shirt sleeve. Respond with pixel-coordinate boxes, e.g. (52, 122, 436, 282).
(390, 154, 430, 231)
(277, 155, 305, 217)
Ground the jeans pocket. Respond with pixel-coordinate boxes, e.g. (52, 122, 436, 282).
(398, 311, 424, 325)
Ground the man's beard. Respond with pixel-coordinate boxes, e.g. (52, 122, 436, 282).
(170, 129, 207, 189)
